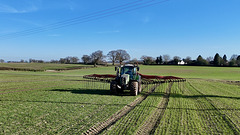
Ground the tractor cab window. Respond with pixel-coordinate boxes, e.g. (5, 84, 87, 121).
(120, 66, 134, 75)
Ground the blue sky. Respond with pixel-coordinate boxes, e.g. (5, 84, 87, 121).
(0, 0, 240, 61)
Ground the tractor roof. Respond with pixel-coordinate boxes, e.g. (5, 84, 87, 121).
(120, 64, 139, 68)
(123, 64, 134, 67)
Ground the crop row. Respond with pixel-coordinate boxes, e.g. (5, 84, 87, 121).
(100, 83, 169, 134)
(154, 80, 239, 134)
(189, 80, 240, 133)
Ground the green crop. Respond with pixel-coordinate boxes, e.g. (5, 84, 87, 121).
(0, 73, 137, 134)
(0, 64, 239, 134)
(154, 81, 239, 134)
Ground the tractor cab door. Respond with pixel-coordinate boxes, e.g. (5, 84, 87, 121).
(133, 67, 137, 75)
(116, 67, 120, 76)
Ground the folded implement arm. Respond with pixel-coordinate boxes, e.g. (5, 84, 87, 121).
(138, 73, 186, 84)
(83, 73, 186, 84)
(83, 74, 116, 83)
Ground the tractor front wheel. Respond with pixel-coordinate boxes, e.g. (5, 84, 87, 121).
(130, 81, 138, 96)
(110, 81, 117, 95)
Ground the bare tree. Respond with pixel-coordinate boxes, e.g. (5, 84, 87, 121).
(58, 56, 79, 64)
(29, 59, 44, 63)
(107, 50, 118, 65)
(184, 56, 192, 64)
(20, 59, 24, 63)
(0, 59, 4, 63)
(59, 58, 67, 64)
(91, 50, 105, 67)
(173, 56, 181, 60)
(116, 49, 130, 65)
(81, 55, 91, 64)
(71, 57, 79, 63)
(163, 54, 170, 64)
(141, 55, 155, 65)
(173, 56, 181, 65)
(66, 56, 79, 63)
(132, 58, 138, 64)
(230, 54, 238, 61)
(229, 54, 238, 66)
(206, 56, 213, 62)
(50, 60, 59, 63)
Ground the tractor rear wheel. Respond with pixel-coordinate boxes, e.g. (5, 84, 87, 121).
(110, 81, 117, 95)
(130, 81, 138, 96)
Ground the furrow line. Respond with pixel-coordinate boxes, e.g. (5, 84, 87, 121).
(83, 84, 159, 135)
(188, 82, 240, 134)
(135, 82, 173, 135)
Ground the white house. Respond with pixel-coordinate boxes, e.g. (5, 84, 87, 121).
(178, 60, 187, 65)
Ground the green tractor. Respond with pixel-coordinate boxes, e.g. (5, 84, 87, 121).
(110, 64, 142, 96)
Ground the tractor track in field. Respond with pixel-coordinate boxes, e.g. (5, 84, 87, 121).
(82, 84, 160, 135)
(136, 82, 173, 135)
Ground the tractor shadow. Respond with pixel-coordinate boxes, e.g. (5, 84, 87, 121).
(50, 88, 110, 95)
(50, 88, 134, 96)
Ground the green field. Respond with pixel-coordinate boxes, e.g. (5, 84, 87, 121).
(0, 63, 93, 71)
(0, 64, 239, 134)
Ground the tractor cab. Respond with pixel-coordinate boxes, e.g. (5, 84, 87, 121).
(116, 64, 139, 76)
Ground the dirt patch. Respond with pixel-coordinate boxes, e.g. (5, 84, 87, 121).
(45, 70, 61, 73)
(54, 66, 94, 71)
(225, 81, 240, 86)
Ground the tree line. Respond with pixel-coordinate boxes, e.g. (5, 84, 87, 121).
(0, 49, 131, 67)
(81, 49, 130, 67)
(1, 51, 239, 67)
(141, 53, 240, 67)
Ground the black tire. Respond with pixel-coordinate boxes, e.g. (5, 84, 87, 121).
(130, 81, 138, 96)
(110, 81, 117, 95)
(118, 88, 124, 94)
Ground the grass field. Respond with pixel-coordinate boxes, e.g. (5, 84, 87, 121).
(0, 64, 239, 134)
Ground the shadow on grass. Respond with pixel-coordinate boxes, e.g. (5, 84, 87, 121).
(50, 88, 135, 96)
(0, 89, 135, 106)
(51, 88, 110, 95)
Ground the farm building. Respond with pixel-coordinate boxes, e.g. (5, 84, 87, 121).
(178, 60, 187, 65)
